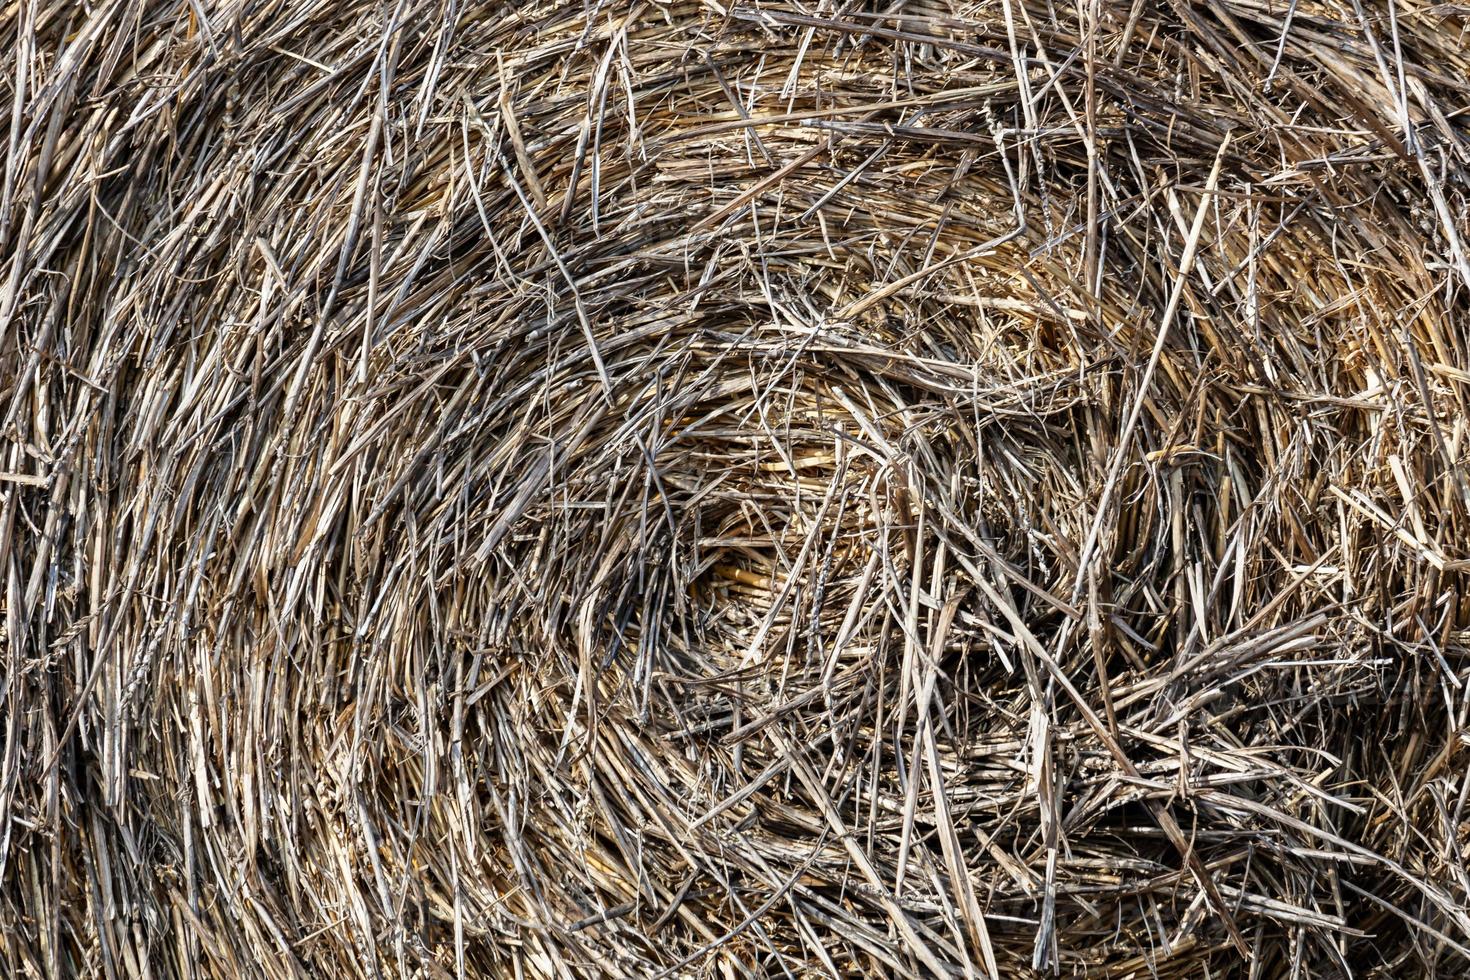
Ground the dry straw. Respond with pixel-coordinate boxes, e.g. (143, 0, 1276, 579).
(3, 0, 1470, 976)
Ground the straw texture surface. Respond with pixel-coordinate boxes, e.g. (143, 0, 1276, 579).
(3, 0, 1470, 976)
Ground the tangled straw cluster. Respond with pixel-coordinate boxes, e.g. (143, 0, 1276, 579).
(4, 0, 1470, 976)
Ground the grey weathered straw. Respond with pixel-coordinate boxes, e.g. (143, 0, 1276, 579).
(3, 0, 1469, 976)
